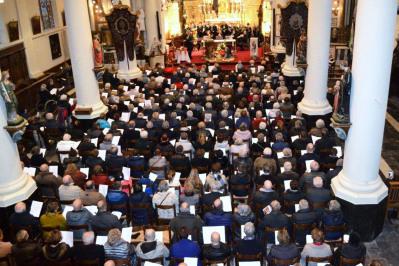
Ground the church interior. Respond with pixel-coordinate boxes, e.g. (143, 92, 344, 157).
(0, 0, 399, 265)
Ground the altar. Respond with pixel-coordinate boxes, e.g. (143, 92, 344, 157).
(202, 39, 237, 62)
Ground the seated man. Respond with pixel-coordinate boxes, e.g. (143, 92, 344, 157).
(299, 161, 326, 190)
(306, 176, 331, 212)
(66, 199, 93, 240)
(56, 133, 76, 152)
(322, 200, 345, 241)
(99, 133, 113, 151)
(79, 180, 105, 206)
(11, 230, 42, 266)
(292, 199, 319, 246)
(282, 180, 305, 214)
(257, 200, 291, 244)
(9, 202, 40, 238)
(170, 145, 191, 178)
(253, 180, 279, 211)
(203, 232, 231, 261)
(135, 228, 169, 264)
(170, 227, 201, 261)
(204, 198, 233, 229)
(202, 182, 223, 207)
(234, 222, 263, 255)
(298, 143, 320, 175)
(105, 146, 126, 179)
(70, 231, 105, 265)
(169, 202, 204, 242)
(301, 228, 332, 265)
(88, 200, 122, 234)
(267, 229, 300, 264)
(106, 181, 129, 215)
(59, 175, 82, 201)
(277, 161, 299, 185)
(230, 164, 251, 197)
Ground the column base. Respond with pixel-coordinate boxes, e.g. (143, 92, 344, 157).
(117, 67, 142, 81)
(0, 172, 37, 208)
(271, 45, 286, 54)
(73, 101, 108, 120)
(331, 171, 388, 205)
(298, 98, 332, 115)
(335, 196, 387, 242)
(281, 64, 305, 77)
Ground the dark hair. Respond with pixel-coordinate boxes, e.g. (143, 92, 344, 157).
(45, 229, 62, 245)
(290, 180, 299, 190)
(349, 232, 361, 246)
(179, 227, 189, 239)
(133, 183, 143, 194)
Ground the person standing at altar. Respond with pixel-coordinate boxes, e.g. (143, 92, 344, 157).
(185, 32, 194, 59)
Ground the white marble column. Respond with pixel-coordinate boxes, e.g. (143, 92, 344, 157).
(298, 0, 332, 115)
(144, 0, 165, 57)
(0, 96, 36, 207)
(331, 0, 397, 204)
(64, 0, 108, 119)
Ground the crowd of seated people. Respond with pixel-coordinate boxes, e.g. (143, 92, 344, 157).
(1, 60, 374, 266)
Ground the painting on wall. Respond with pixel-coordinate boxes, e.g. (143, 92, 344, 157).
(49, 33, 62, 60)
(31, 16, 42, 35)
(7, 21, 19, 42)
(39, 0, 55, 30)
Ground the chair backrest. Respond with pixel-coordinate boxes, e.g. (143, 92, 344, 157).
(60, 200, 74, 205)
(92, 225, 113, 236)
(68, 224, 89, 231)
(271, 256, 300, 266)
(306, 255, 332, 265)
(73, 258, 100, 266)
(137, 256, 163, 265)
(324, 224, 346, 235)
(155, 204, 176, 223)
(339, 256, 365, 266)
(130, 203, 153, 225)
(113, 258, 131, 266)
(310, 201, 328, 210)
(236, 253, 263, 265)
(203, 256, 230, 266)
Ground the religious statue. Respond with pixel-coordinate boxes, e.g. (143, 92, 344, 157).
(149, 37, 164, 57)
(93, 34, 104, 69)
(0, 70, 27, 141)
(332, 67, 352, 125)
(296, 29, 307, 63)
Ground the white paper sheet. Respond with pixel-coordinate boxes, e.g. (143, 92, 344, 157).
(24, 167, 37, 176)
(275, 231, 279, 244)
(62, 205, 73, 218)
(204, 152, 210, 159)
(155, 231, 163, 242)
(219, 196, 232, 212)
(291, 135, 299, 142)
(98, 150, 106, 161)
(199, 173, 207, 185)
(95, 235, 108, 245)
(189, 205, 196, 215)
(111, 211, 122, 220)
(202, 226, 226, 244)
(40, 148, 46, 156)
(284, 180, 291, 191)
(80, 168, 89, 177)
(295, 204, 300, 212)
(85, 205, 98, 215)
(121, 227, 132, 242)
(305, 160, 313, 173)
(122, 167, 131, 180)
(49, 165, 59, 177)
(301, 150, 307, 156)
(334, 146, 343, 158)
(121, 112, 130, 122)
(239, 262, 261, 266)
(30, 201, 43, 218)
(60, 231, 74, 247)
(143, 262, 162, 266)
(112, 136, 121, 145)
(240, 225, 246, 239)
(306, 234, 313, 244)
(184, 257, 198, 266)
(149, 172, 158, 182)
(311, 135, 321, 144)
(99, 184, 108, 197)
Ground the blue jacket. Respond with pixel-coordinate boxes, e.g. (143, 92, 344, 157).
(204, 209, 233, 229)
(170, 239, 201, 265)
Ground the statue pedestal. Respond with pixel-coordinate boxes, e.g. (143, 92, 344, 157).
(117, 67, 142, 80)
(282, 63, 305, 77)
(149, 55, 165, 68)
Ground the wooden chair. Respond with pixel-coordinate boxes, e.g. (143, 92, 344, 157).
(324, 224, 347, 247)
(149, 166, 166, 178)
(108, 201, 130, 223)
(113, 258, 131, 266)
(386, 181, 399, 219)
(305, 255, 332, 266)
(309, 201, 328, 210)
(230, 183, 251, 204)
(60, 199, 74, 205)
(170, 257, 185, 265)
(68, 224, 89, 244)
(264, 226, 287, 245)
(203, 256, 230, 266)
(235, 253, 263, 266)
(155, 204, 176, 225)
(271, 256, 300, 266)
(293, 223, 316, 245)
(197, 165, 209, 174)
(73, 258, 100, 266)
(339, 256, 365, 266)
(283, 199, 300, 214)
(41, 225, 60, 238)
(147, 224, 172, 246)
(137, 256, 164, 266)
(92, 225, 113, 236)
(42, 258, 73, 266)
(57, 150, 70, 164)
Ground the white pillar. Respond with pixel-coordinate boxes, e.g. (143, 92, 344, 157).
(298, 0, 332, 115)
(64, 0, 108, 119)
(282, 41, 304, 77)
(144, 0, 165, 54)
(331, 0, 397, 204)
(0, 97, 36, 207)
(117, 42, 142, 81)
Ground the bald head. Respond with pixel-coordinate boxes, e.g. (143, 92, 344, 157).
(310, 161, 320, 171)
(270, 200, 281, 211)
(306, 143, 314, 153)
(15, 202, 26, 213)
(104, 261, 116, 266)
(72, 199, 83, 211)
(264, 180, 273, 190)
(180, 202, 189, 213)
(313, 176, 323, 188)
(63, 175, 73, 185)
(97, 200, 107, 212)
(82, 231, 95, 245)
(40, 164, 49, 172)
(210, 232, 221, 247)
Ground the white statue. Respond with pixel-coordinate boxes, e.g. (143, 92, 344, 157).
(137, 8, 145, 32)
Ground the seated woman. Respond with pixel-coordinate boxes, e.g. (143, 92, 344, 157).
(267, 229, 300, 265)
(232, 204, 256, 239)
(104, 229, 133, 262)
(333, 232, 366, 266)
(91, 165, 113, 186)
(64, 163, 86, 189)
(152, 180, 179, 220)
(184, 168, 203, 195)
(42, 229, 71, 264)
(11, 230, 42, 266)
(40, 201, 67, 239)
(322, 200, 345, 241)
(301, 228, 333, 266)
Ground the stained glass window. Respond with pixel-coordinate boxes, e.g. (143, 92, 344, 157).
(39, 0, 55, 30)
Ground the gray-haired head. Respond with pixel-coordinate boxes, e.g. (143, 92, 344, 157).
(243, 222, 255, 238)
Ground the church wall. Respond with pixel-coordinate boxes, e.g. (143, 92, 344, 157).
(0, 0, 69, 79)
